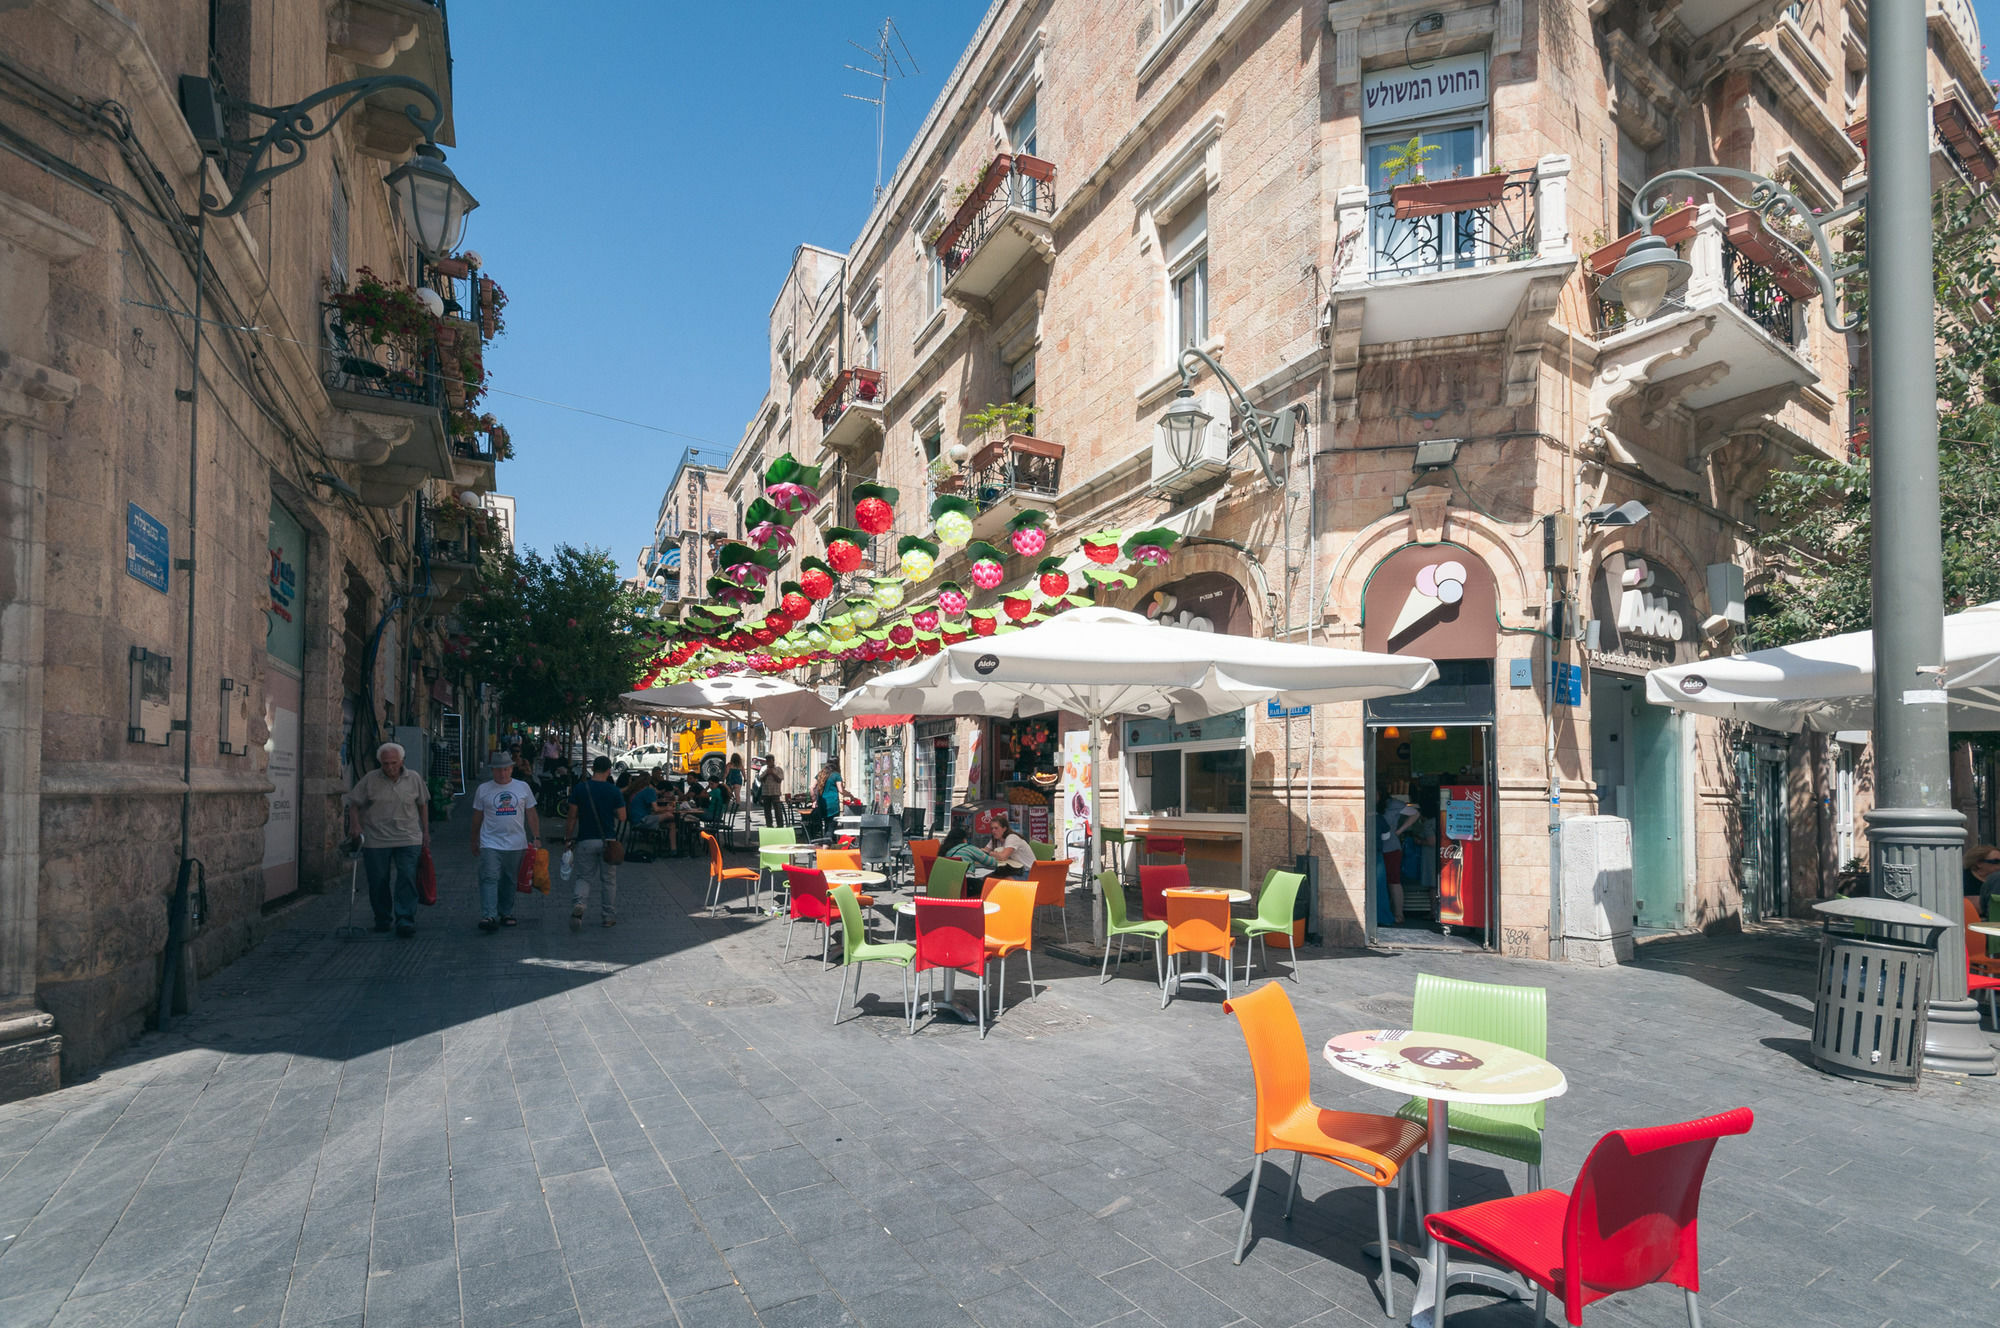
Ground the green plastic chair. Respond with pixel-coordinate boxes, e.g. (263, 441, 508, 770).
(1233, 870, 1305, 983)
(759, 828, 798, 906)
(829, 885, 915, 1027)
(925, 857, 968, 900)
(1394, 974, 1548, 1193)
(1029, 840, 1057, 861)
(1100, 870, 1168, 986)
(1100, 828, 1130, 883)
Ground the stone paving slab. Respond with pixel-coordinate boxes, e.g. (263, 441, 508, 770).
(1, 830, 1996, 1327)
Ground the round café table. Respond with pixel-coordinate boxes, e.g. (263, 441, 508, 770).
(897, 899, 1000, 1021)
(1322, 1029, 1567, 1328)
(824, 869, 888, 890)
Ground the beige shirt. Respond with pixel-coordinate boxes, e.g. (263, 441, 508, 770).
(345, 768, 429, 847)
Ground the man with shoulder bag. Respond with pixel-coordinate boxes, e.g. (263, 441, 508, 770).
(564, 756, 627, 930)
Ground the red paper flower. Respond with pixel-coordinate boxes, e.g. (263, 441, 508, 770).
(854, 496, 894, 535)
(827, 539, 863, 573)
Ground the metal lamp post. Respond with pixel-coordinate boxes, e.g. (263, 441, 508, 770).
(1600, 5, 1991, 1074)
(1161, 346, 1295, 485)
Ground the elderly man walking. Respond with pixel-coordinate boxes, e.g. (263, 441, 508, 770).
(470, 749, 541, 933)
(343, 742, 430, 937)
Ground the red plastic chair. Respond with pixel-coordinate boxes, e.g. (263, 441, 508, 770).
(912, 897, 990, 1037)
(1423, 1107, 1754, 1327)
(1139, 864, 1189, 922)
(1142, 834, 1186, 867)
(1968, 952, 2000, 1029)
(782, 866, 839, 966)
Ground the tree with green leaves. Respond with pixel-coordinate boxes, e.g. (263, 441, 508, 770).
(1754, 187, 2000, 647)
(458, 544, 655, 742)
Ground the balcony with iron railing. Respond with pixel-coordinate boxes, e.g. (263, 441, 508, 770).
(1329, 156, 1575, 347)
(812, 367, 887, 459)
(964, 434, 1063, 543)
(1586, 203, 1817, 420)
(934, 153, 1057, 306)
(320, 300, 455, 506)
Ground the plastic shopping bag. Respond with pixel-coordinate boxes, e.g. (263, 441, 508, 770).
(530, 847, 550, 893)
(516, 850, 534, 894)
(416, 846, 437, 906)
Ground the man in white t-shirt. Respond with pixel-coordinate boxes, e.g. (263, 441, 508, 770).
(470, 749, 540, 932)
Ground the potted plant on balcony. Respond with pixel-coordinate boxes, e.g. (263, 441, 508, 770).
(1587, 203, 1698, 277)
(331, 267, 438, 348)
(1723, 209, 1818, 300)
(1384, 138, 1512, 218)
(959, 400, 1037, 474)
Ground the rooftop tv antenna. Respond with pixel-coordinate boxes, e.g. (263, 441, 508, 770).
(843, 17, 918, 202)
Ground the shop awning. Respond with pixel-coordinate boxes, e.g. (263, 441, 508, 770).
(849, 713, 912, 730)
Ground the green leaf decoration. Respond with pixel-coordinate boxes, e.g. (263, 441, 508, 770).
(930, 494, 977, 521)
(897, 533, 940, 559)
(1122, 527, 1183, 557)
(1007, 509, 1049, 533)
(1035, 556, 1067, 575)
(1083, 567, 1139, 588)
(743, 497, 794, 530)
(716, 542, 782, 571)
(763, 452, 822, 490)
(799, 556, 834, 577)
(1083, 528, 1124, 545)
(825, 525, 868, 547)
(965, 540, 1008, 564)
(852, 481, 899, 504)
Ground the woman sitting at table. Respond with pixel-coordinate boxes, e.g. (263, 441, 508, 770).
(940, 824, 1000, 871)
(987, 824, 1037, 874)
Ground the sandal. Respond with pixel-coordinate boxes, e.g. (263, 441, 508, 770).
(478, 917, 498, 933)
(499, 916, 519, 927)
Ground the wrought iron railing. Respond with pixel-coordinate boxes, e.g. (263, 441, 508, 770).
(966, 434, 1063, 513)
(321, 301, 442, 409)
(1364, 174, 1538, 280)
(813, 368, 886, 435)
(935, 153, 1057, 280)
(451, 433, 497, 463)
(1722, 239, 1799, 347)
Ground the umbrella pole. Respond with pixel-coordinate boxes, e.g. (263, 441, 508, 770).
(1090, 714, 1105, 947)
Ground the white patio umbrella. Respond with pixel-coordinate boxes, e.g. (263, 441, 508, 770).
(838, 606, 1437, 930)
(622, 674, 838, 732)
(1644, 601, 2000, 732)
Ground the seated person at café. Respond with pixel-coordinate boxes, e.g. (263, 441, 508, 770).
(940, 824, 1000, 870)
(629, 777, 660, 831)
(988, 823, 1037, 873)
(705, 776, 731, 825)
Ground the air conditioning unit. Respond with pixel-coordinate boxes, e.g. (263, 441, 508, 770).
(1149, 389, 1231, 497)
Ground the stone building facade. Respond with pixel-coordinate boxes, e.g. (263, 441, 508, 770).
(669, 1, 1988, 956)
(0, 0, 507, 1098)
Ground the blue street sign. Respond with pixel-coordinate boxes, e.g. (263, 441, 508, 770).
(126, 502, 169, 593)
(1550, 661, 1582, 707)
(1266, 699, 1311, 719)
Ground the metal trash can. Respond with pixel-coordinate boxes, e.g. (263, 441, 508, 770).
(1808, 897, 1956, 1088)
(857, 814, 896, 875)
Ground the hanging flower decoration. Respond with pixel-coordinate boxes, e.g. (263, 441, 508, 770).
(846, 596, 881, 631)
(897, 533, 939, 583)
(778, 584, 811, 620)
(1080, 529, 1123, 564)
(916, 632, 943, 655)
(1123, 526, 1182, 567)
(705, 574, 762, 607)
(764, 611, 794, 636)
(936, 581, 967, 617)
(970, 608, 999, 636)
(762, 453, 822, 516)
(870, 576, 905, 612)
(743, 497, 797, 552)
(967, 541, 1008, 590)
(798, 557, 836, 601)
(851, 481, 898, 536)
(1002, 590, 1034, 621)
(911, 606, 939, 632)
(827, 614, 858, 642)
(1036, 557, 1070, 600)
(1008, 510, 1050, 557)
(930, 494, 977, 548)
(824, 525, 868, 573)
(888, 622, 914, 646)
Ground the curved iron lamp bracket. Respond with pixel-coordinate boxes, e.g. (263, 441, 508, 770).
(1173, 345, 1293, 489)
(1636, 165, 1866, 333)
(202, 76, 444, 217)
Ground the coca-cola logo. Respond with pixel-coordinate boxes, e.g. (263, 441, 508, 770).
(1402, 1046, 1484, 1071)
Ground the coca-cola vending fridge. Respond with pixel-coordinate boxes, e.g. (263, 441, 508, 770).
(1436, 783, 1490, 932)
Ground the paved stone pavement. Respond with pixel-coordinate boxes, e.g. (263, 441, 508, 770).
(2, 831, 1996, 1328)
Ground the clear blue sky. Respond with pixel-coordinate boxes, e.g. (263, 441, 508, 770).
(447, 3, 989, 562)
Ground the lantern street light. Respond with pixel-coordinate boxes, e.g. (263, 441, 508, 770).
(1599, 5, 1989, 1075)
(385, 142, 480, 256)
(1160, 345, 1295, 488)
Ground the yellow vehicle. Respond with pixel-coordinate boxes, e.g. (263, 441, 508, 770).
(677, 721, 728, 781)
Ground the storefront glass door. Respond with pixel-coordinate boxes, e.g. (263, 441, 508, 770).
(1591, 675, 1686, 930)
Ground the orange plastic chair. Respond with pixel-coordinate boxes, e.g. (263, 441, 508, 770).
(1162, 888, 1235, 1008)
(1963, 898, 1999, 976)
(703, 832, 762, 915)
(909, 839, 941, 888)
(1223, 982, 1427, 1313)
(1024, 859, 1073, 941)
(983, 878, 1038, 1014)
(1139, 863, 1189, 922)
(818, 849, 862, 873)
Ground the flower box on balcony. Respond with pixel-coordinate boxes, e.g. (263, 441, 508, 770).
(812, 367, 885, 421)
(1587, 206, 1697, 277)
(430, 256, 471, 279)
(1724, 211, 1817, 300)
(1390, 172, 1509, 219)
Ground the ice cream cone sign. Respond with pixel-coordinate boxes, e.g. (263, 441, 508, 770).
(1389, 559, 1468, 639)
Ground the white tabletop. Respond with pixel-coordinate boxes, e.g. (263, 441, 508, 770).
(825, 870, 888, 887)
(1323, 1029, 1567, 1107)
(1172, 887, 1251, 905)
(896, 900, 1001, 916)
(1969, 923, 2000, 937)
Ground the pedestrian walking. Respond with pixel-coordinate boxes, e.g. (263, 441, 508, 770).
(342, 741, 430, 937)
(757, 754, 786, 826)
(726, 752, 746, 806)
(470, 749, 540, 933)
(564, 756, 626, 930)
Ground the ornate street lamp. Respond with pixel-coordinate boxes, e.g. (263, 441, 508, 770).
(1599, 5, 1988, 1075)
(1161, 346, 1295, 488)
(385, 142, 480, 256)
